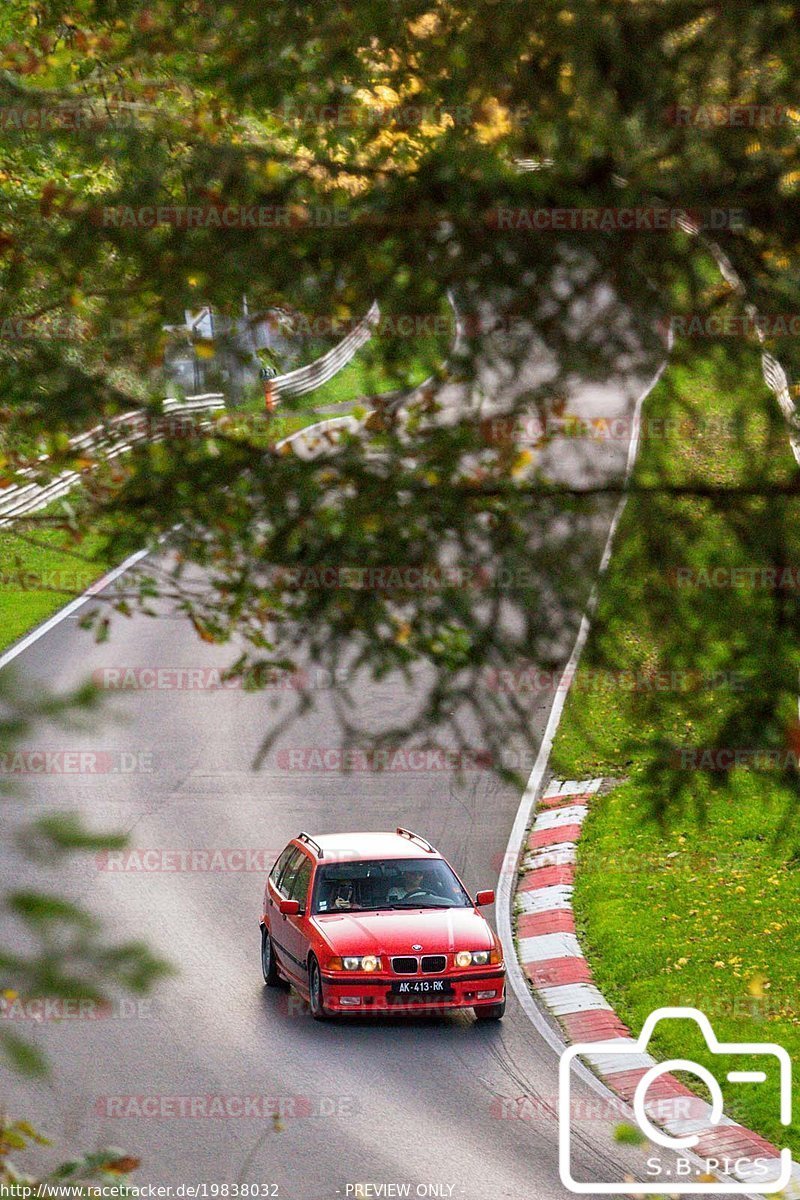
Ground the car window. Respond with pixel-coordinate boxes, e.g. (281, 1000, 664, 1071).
(274, 847, 304, 894)
(312, 858, 471, 913)
(286, 856, 313, 909)
(281, 851, 310, 902)
(269, 846, 295, 885)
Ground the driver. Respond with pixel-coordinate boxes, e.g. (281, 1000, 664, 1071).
(388, 869, 426, 902)
(332, 881, 355, 910)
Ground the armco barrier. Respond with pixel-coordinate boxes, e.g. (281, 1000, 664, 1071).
(275, 415, 363, 460)
(0, 298, 384, 529)
(270, 302, 380, 398)
(0, 394, 224, 529)
(161, 393, 227, 415)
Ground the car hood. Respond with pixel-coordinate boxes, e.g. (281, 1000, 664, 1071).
(312, 906, 495, 957)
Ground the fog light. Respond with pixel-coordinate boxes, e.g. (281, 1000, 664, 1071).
(340, 996, 362, 1006)
(476, 990, 497, 999)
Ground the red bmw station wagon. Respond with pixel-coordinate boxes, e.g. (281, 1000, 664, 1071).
(260, 829, 506, 1020)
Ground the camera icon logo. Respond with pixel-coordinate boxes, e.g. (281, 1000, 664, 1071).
(559, 1006, 792, 1194)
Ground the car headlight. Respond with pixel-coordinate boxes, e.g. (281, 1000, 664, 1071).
(455, 949, 494, 967)
(340, 955, 381, 972)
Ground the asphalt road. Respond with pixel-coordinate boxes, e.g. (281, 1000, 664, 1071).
(1, 265, 721, 1199)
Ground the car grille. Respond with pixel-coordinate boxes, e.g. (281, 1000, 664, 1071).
(391, 954, 448, 974)
(421, 955, 447, 973)
(391, 956, 419, 974)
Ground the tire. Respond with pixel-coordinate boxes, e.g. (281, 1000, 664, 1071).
(474, 998, 506, 1022)
(308, 956, 329, 1021)
(261, 926, 281, 986)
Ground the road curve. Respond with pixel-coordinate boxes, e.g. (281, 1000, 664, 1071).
(1, 269, 709, 1199)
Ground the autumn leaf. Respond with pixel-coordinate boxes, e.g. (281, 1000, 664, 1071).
(105, 1155, 141, 1174)
(190, 615, 217, 643)
(747, 972, 768, 999)
(39, 181, 58, 217)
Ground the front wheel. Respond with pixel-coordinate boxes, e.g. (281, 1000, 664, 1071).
(474, 998, 505, 1022)
(261, 926, 280, 986)
(308, 957, 329, 1021)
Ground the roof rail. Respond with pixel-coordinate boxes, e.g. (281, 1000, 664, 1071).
(396, 827, 435, 853)
(297, 832, 324, 858)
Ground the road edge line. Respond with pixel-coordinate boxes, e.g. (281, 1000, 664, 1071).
(496, 335, 788, 1196)
(497, 346, 670, 1057)
(0, 405, 370, 678)
(0, 548, 150, 674)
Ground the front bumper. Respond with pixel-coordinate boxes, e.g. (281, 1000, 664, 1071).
(319, 968, 506, 1014)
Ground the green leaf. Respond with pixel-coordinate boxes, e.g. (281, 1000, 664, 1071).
(7, 892, 97, 929)
(1, 1031, 48, 1077)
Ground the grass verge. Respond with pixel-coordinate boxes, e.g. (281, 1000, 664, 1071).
(549, 339, 800, 1155)
(0, 405, 333, 655)
(294, 335, 442, 408)
(241, 333, 446, 415)
(0, 512, 114, 653)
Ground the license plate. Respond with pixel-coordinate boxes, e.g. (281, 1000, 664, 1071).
(390, 978, 453, 996)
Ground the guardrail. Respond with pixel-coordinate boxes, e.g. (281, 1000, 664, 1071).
(275, 295, 464, 457)
(0, 295, 380, 529)
(162, 394, 226, 415)
(269, 301, 380, 398)
(0, 394, 225, 529)
(0, 291, 447, 524)
(275, 414, 364, 460)
(681, 219, 800, 465)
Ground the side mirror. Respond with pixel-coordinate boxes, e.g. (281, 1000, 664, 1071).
(475, 889, 495, 907)
(279, 898, 301, 915)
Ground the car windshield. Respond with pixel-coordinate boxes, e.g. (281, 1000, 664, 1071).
(312, 858, 472, 914)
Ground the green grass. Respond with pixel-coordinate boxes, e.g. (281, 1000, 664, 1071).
(549, 338, 800, 1155)
(298, 336, 442, 408)
(241, 333, 446, 415)
(266, 409, 351, 443)
(0, 401, 347, 654)
(573, 778, 800, 1152)
(0, 511, 114, 652)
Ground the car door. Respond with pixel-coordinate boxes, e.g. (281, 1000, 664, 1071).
(267, 846, 305, 979)
(279, 852, 314, 984)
